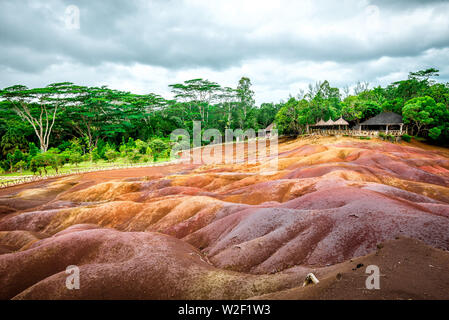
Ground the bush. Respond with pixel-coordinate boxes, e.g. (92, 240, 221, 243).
(127, 149, 142, 163)
(149, 138, 170, 161)
(401, 134, 412, 142)
(69, 152, 83, 166)
(28, 143, 39, 157)
(135, 139, 149, 154)
(13, 160, 27, 173)
(33, 151, 62, 175)
(30, 158, 40, 175)
(429, 127, 442, 140)
(105, 149, 119, 162)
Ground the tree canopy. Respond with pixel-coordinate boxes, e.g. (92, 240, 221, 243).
(1, 68, 448, 175)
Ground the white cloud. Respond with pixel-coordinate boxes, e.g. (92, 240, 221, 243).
(1, 0, 449, 104)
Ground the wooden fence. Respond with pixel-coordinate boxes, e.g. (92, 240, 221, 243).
(0, 160, 181, 190)
(309, 129, 404, 137)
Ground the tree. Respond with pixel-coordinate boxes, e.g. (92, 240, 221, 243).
(217, 87, 237, 129)
(275, 98, 302, 135)
(14, 160, 27, 173)
(0, 83, 73, 152)
(307, 81, 341, 122)
(63, 86, 135, 158)
(257, 103, 280, 128)
(382, 98, 404, 114)
(409, 68, 439, 81)
(1, 128, 27, 156)
(341, 96, 364, 124)
(429, 127, 442, 140)
(34, 150, 63, 175)
(354, 81, 370, 95)
(105, 148, 119, 162)
(69, 152, 83, 166)
(402, 96, 438, 135)
(169, 79, 221, 123)
(236, 77, 255, 124)
(30, 158, 40, 175)
(149, 138, 169, 161)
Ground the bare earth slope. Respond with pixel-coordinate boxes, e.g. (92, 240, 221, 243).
(0, 136, 448, 299)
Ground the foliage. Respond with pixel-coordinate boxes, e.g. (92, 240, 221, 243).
(1, 68, 449, 176)
(401, 134, 412, 142)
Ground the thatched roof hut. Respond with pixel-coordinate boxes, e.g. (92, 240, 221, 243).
(314, 119, 326, 126)
(359, 112, 403, 126)
(358, 112, 405, 134)
(333, 117, 349, 126)
(265, 123, 276, 131)
(264, 123, 277, 137)
(324, 119, 335, 126)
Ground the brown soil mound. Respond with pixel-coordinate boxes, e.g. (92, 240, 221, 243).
(1, 227, 306, 300)
(252, 237, 449, 300)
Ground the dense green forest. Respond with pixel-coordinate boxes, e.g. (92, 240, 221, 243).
(1, 68, 448, 175)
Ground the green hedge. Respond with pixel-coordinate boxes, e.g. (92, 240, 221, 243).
(401, 134, 412, 142)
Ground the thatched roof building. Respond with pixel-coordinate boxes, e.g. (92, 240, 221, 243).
(333, 117, 349, 126)
(265, 123, 276, 131)
(358, 112, 405, 134)
(359, 112, 403, 126)
(264, 123, 277, 137)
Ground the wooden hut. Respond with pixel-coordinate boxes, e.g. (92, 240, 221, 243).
(264, 123, 276, 138)
(313, 119, 326, 126)
(358, 112, 404, 135)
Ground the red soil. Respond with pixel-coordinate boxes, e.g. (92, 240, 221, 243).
(0, 136, 448, 299)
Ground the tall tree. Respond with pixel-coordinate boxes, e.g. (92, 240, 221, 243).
(236, 77, 255, 127)
(169, 79, 221, 123)
(0, 83, 73, 152)
(217, 87, 237, 129)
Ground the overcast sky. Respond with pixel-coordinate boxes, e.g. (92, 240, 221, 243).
(1, 0, 449, 104)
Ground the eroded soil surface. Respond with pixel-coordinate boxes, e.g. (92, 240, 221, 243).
(1, 136, 448, 299)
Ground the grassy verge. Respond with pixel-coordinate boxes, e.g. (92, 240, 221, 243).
(0, 157, 172, 180)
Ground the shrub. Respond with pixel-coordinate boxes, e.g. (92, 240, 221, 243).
(28, 143, 39, 157)
(401, 134, 412, 142)
(429, 127, 442, 140)
(127, 149, 142, 163)
(105, 149, 119, 162)
(135, 139, 149, 154)
(30, 159, 40, 175)
(149, 138, 169, 161)
(69, 152, 83, 166)
(13, 160, 27, 173)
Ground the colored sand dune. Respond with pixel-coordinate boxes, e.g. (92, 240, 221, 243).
(0, 136, 448, 299)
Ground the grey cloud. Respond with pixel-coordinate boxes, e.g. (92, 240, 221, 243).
(0, 0, 449, 103)
(1, 0, 449, 73)
(370, 0, 449, 9)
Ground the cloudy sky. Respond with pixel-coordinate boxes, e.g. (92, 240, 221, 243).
(1, 0, 449, 104)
